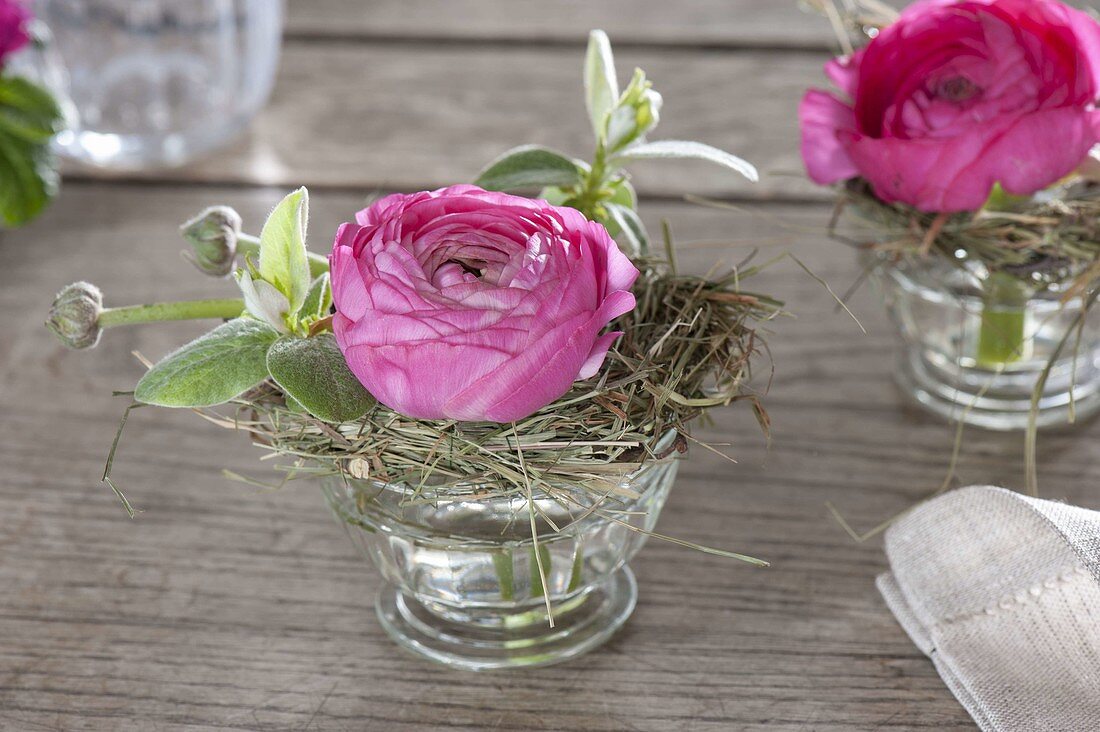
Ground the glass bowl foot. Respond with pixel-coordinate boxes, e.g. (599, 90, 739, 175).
(376, 567, 637, 671)
(896, 349, 1100, 431)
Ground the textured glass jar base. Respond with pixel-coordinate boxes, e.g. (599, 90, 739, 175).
(868, 254, 1100, 432)
(896, 346, 1100, 431)
(323, 449, 679, 671)
(376, 567, 637, 671)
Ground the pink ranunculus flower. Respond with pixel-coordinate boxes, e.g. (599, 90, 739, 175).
(799, 0, 1100, 213)
(329, 185, 640, 423)
(0, 0, 29, 67)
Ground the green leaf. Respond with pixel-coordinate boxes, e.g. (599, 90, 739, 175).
(301, 272, 332, 321)
(266, 333, 375, 423)
(983, 183, 1030, 212)
(605, 68, 662, 152)
(0, 76, 64, 143)
(612, 140, 758, 182)
(475, 145, 584, 192)
(537, 185, 575, 207)
(259, 187, 311, 315)
(605, 202, 648, 257)
(0, 76, 62, 228)
(584, 30, 619, 141)
(0, 133, 57, 227)
(606, 178, 638, 209)
(134, 319, 279, 408)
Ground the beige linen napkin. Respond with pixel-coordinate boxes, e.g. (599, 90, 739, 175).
(877, 485, 1100, 731)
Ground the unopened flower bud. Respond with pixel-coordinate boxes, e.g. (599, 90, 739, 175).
(181, 205, 242, 277)
(235, 269, 290, 333)
(606, 68, 663, 152)
(46, 281, 103, 349)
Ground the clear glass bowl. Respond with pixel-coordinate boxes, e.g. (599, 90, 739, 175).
(868, 253, 1100, 431)
(321, 455, 680, 671)
(21, 0, 284, 170)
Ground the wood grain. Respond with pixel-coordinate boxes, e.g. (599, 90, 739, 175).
(71, 41, 830, 202)
(4, 183, 1098, 729)
(284, 0, 851, 50)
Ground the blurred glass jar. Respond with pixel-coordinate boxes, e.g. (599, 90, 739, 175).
(21, 0, 284, 170)
(868, 252, 1100, 431)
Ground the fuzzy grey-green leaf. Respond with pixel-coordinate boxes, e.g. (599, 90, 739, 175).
(537, 185, 574, 207)
(605, 202, 648, 257)
(301, 272, 331, 321)
(475, 145, 584, 192)
(584, 30, 619, 141)
(266, 334, 375, 423)
(611, 140, 758, 182)
(606, 179, 638, 210)
(134, 318, 278, 407)
(258, 187, 311, 314)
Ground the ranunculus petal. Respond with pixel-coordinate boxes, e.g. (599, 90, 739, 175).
(330, 244, 368, 321)
(594, 289, 637, 324)
(847, 124, 997, 211)
(597, 225, 641, 294)
(443, 313, 596, 423)
(578, 331, 623, 380)
(850, 108, 1099, 212)
(799, 90, 860, 185)
(342, 341, 512, 420)
(986, 107, 1099, 197)
(824, 52, 862, 99)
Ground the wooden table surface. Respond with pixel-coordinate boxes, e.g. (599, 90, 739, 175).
(4, 2, 1099, 730)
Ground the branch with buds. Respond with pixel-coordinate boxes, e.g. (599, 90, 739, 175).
(46, 282, 245, 350)
(46, 188, 372, 426)
(473, 30, 758, 258)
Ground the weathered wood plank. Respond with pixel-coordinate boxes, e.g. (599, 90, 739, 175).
(284, 0, 848, 50)
(5, 184, 1098, 729)
(72, 42, 829, 202)
(285, 0, 1094, 50)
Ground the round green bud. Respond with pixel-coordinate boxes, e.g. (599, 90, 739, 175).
(46, 281, 103, 349)
(181, 205, 242, 277)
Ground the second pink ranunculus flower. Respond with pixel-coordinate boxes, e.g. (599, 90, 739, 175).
(329, 185, 639, 423)
(0, 0, 28, 67)
(800, 0, 1100, 212)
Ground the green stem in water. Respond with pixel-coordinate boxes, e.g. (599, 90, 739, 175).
(492, 550, 515, 601)
(977, 272, 1029, 367)
(236, 233, 329, 278)
(98, 298, 245, 328)
(529, 544, 552, 598)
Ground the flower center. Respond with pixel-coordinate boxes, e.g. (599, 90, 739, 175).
(445, 258, 485, 278)
(937, 76, 981, 103)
